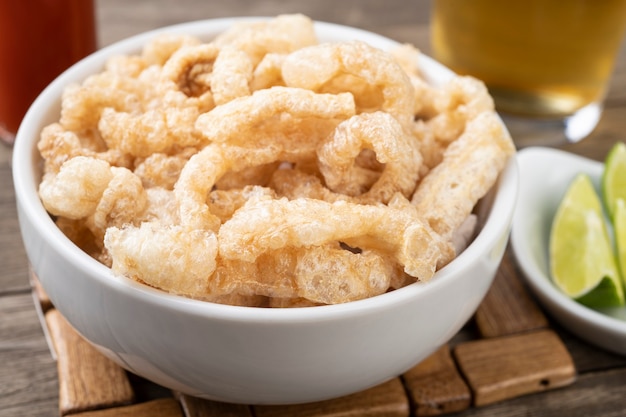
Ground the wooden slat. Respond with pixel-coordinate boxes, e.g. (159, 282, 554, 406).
(554, 326, 626, 374)
(30, 270, 53, 312)
(253, 378, 409, 417)
(72, 398, 183, 417)
(0, 294, 59, 415)
(403, 344, 471, 416)
(29, 271, 57, 360)
(474, 254, 548, 338)
(454, 329, 576, 407)
(449, 367, 626, 417)
(0, 158, 31, 295)
(45, 309, 135, 415)
(177, 393, 253, 417)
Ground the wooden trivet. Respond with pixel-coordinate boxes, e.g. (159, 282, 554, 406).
(30, 252, 577, 416)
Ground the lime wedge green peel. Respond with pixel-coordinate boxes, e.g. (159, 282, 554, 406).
(602, 141, 626, 289)
(602, 142, 626, 220)
(550, 173, 624, 308)
(615, 198, 626, 285)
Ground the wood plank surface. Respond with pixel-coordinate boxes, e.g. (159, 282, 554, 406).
(474, 252, 548, 338)
(253, 378, 409, 417)
(403, 345, 471, 416)
(71, 398, 183, 417)
(176, 393, 253, 417)
(0, 294, 59, 417)
(0, 157, 30, 294)
(2, 0, 626, 416)
(443, 368, 626, 417)
(45, 309, 135, 415)
(454, 329, 576, 407)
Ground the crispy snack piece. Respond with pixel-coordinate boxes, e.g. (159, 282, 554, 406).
(317, 111, 423, 203)
(141, 33, 201, 66)
(412, 112, 515, 240)
(218, 195, 453, 280)
(269, 169, 353, 202)
(294, 244, 393, 304)
(88, 166, 148, 240)
(133, 148, 196, 190)
(59, 83, 143, 133)
(159, 43, 219, 98)
(282, 40, 415, 126)
(213, 14, 317, 65)
(160, 43, 253, 106)
(174, 144, 289, 231)
(212, 243, 394, 304)
(210, 46, 253, 105)
(39, 156, 148, 242)
(250, 53, 286, 91)
(38, 123, 132, 175)
(425, 75, 495, 144)
(105, 223, 218, 298)
(211, 248, 299, 299)
(37, 15, 515, 306)
(268, 297, 321, 308)
(208, 186, 276, 223)
(98, 106, 205, 158)
(195, 86, 356, 156)
(39, 156, 114, 219)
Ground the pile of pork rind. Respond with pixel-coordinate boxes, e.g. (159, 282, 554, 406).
(38, 14, 515, 307)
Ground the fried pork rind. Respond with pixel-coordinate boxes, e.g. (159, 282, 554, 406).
(213, 14, 317, 65)
(317, 111, 422, 203)
(36, 14, 515, 307)
(294, 244, 394, 304)
(218, 195, 453, 281)
(105, 223, 218, 298)
(39, 156, 114, 219)
(282, 40, 414, 126)
(411, 111, 515, 241)
(98, 106, 205, 158)
(195, 86, 356, 156)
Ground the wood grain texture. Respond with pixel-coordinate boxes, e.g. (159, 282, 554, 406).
(0, 164, 31, 295)
(71, 398, 183, 417)
(30, 270, 52, 312)
(176, 393, 253, 417)
(403, 344, 471, 416)
(0, 294, 58, 417)
(45, 309, 135, 415)
(439, 367, 626, 417)
(454, 329, 576, 407)
(475, 252, 548, 338)
(253, 378, 409, 417)
(94, 0, 428, 49)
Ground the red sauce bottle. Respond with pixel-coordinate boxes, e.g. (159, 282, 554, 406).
(0, 0, 97, 145)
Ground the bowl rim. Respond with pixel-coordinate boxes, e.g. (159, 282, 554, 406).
(511, 146, 626, 335)
(12, 17, 519, 324)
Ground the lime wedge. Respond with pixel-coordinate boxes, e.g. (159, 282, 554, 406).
(616, 198, 626, 283)
(550, 173, 624, 308)
(602, 142, 626, 220)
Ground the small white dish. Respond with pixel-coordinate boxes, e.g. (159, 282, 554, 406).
(511, 146, 626, 356)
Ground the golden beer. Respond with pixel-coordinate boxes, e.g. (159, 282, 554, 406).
(431, 0, 626, 118)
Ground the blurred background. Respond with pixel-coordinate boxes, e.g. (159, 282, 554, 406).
(95, 0, 431, 51)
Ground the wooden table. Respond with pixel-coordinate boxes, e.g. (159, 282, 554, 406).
(2, 1, 626, 416)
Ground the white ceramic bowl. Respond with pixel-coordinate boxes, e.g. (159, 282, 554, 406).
(511, 147, 626, 356)
(13, 18, 519, 404)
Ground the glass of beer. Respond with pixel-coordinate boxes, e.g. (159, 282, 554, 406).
(0, 0, 97, 146)
(431, 0, 626, 147)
